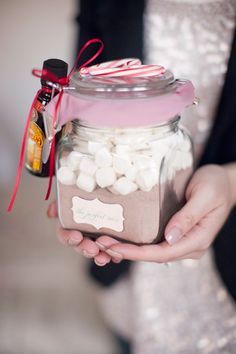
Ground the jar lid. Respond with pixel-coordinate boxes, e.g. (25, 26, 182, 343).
(69, 69, 176, 99)
(46, 61, 195, 128)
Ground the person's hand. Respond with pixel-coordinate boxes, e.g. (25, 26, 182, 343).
(47, 201, 118, 266)
(93, 164, 235, 263)
(48, 164, 235, 265)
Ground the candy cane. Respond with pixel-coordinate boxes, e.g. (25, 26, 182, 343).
(80, 59, 165, 78)
(91, 58, 142, 68)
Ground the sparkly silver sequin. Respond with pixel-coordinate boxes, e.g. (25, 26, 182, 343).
(131, 252, 236, 354)
(145, 0, 235, 154)
(98, 1, 236, 353)
(98, 251, 236, 354)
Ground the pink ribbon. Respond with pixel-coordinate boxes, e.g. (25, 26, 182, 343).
(8, 38, 104, 211)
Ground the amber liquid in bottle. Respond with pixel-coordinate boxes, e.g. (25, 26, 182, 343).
(25, 58, 68, 177)
(25, 87, 54, 177)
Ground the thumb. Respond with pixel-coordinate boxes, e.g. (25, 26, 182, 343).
(164, 188, 212, 245)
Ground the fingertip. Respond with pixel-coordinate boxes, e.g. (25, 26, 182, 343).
(94, 259, 108, 266)
(165, 226, 183, 245)
(112, 257, 122, 264)
(94, 251, 111, 266)
(67, 230, 83, 246)
(105, 248, 123, 261)
(96, 235, 120, 250)
(77, 238, 100, 257)
(47, 201, 58, 218)
(57, 227, 70, 245)
(95, 241, 107, 251)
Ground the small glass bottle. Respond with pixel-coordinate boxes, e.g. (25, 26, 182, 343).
(25, 58, 68, 177)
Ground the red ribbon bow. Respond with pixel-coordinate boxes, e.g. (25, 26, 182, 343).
(8, 38, 104, 212)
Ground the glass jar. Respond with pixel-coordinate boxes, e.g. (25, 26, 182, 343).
(55, 69, 194, 244)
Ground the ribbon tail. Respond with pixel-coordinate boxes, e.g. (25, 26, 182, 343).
(44, 136, 55, 200)
(69, 38, 104, 75)
(8, 89, 42, 212)
(44, 89, 63, 200)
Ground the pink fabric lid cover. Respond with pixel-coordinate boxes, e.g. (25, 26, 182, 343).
(46, 80, 195, 128)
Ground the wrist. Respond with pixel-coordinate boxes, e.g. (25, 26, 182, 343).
(224, 163, 236, 208)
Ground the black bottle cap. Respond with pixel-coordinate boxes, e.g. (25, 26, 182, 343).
(41, 58, 68, 84)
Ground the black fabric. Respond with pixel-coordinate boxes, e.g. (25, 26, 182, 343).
(89, 260, 131, 287)
(113, 332, 131, 354)
(211, 207, 236, 301)
(200, 29, 236, 166)
(76, 0, 236, 298)
(76, 0, 145, 66)
(200, 28, 236, 301)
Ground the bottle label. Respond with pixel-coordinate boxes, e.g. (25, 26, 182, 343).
(34, 99, 44, 112)
(71, 196, 124, 232)
(26, 121, 44, 173)
(31, 107, 38, 122)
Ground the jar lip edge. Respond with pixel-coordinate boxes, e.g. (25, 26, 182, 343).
(72, 115, 180, 131)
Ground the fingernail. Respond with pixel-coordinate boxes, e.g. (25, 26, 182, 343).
(95, 241, 107, 251)
(94, 259, 107, 267)
(68, 237, 81, 246)
(112, 258, 122, 264)
(82, 250, 96, 258)
(106, 249, 123, 261)
(68, 231, 82, 246)
(165, 227, 182, 245)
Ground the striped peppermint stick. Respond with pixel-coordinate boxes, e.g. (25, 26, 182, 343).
(80, 58, 165, 78)
(91, 58, 142, 68)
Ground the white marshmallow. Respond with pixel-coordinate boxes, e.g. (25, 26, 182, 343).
(182, 152, 193, 169)
(67, 151, 83, 171)
(114, 135, 132, 145)
(113, 155, 132, 175)
(57, 166, 76, 185)
(74, 141, 89, 154)
(136, 168, 159, 192)
(113, 177, 138, 195)
(107, 186, 120, 195)
(166, 135, 180, 149)
(96, 167, 116, 188)
(133, 155, 156, 171)
(181, 139, 192, 152)
(79, 157, 97, 176)
(59, 156, 68, 167)
(88, 141, 105, 155)
(115, 144, 131, 155)
(76, 173, 96, 192)
(152, 151, 165, 167)
(95, 147, 112, 167)
(135, 144, 150, 152)
(150, 140, 170, 156)
(125, 165, 138, 181)
(172, 150, 184, 171)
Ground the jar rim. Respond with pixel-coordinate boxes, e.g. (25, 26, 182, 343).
(71, 115, 180, 132)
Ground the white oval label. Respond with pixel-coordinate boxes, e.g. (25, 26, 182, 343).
(71, 196, 124, 232)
